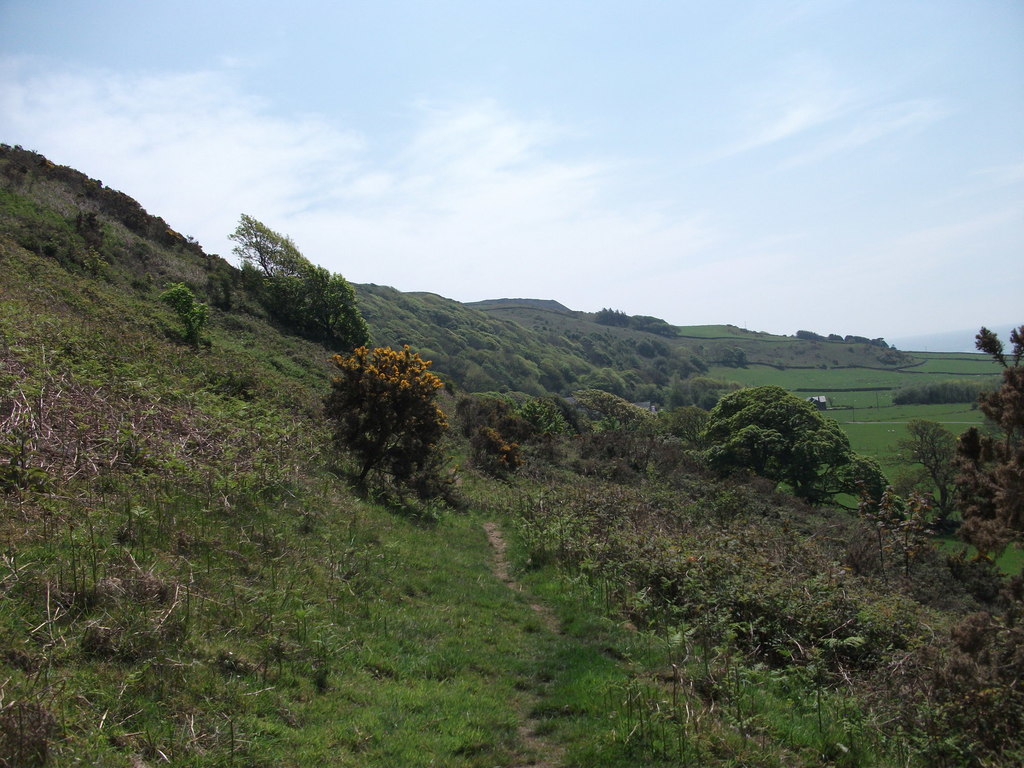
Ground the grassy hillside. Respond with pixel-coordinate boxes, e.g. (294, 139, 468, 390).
(2, 146, 1021, 766)
(356, 287, 708, 400)
(462, 298, 1000, 475)
(0, 148, 596, 766)
(5, 136, 986, 419)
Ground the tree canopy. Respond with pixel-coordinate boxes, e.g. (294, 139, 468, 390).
(658, 405, 709, 447)
(229, 214, 368, 351)
(572, 389, 655, 432)
(897, 419, 957, 520)
(704, 385, 885, 502)
(228, 213, 307, 279)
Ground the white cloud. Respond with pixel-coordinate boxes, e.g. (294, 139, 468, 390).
(973, 160, 1024, 190)
(1, 57, 1017, 340)
(711, 56, 857, 160)
(712, 55, 945, 170)
(0, 60, 714, 306)
(785, 99, 946, 168)
(0, 59, 365, 254)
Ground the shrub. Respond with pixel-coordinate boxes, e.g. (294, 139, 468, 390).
(159, 282, 208, 346)
(893, 379, 993, 405)
(470, 426, 523, 478)
(325, 346, 448, 490)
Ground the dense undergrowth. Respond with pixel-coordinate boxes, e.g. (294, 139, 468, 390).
(466, 460, 1018, 767)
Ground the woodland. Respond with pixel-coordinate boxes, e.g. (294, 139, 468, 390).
(0, 144, 1022, 767)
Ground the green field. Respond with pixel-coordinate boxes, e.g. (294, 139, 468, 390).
(674, 324, 780, 340)
(833, 408, 981, 470)
(707, 359, 995, 473)
(709, 364, 908, 394)
(904, 353, 1004, 375)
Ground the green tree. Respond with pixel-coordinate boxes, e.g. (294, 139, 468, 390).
(229, 214, 368, 350)
(717, 346, 747, 368)
(896, 419, 957, 521)
(325, 345, 448, 486)
(517, 397, 570, 437)
(159, 282, 208, 346)
(667, 375, 741, 410)
(658, 405, 709, 447)
(300, 263, 368, 348)
(956, 325, 1024, 555)
(594, 308, 630, 327)
(572, 389, 655, 432)
(704, 385, 885, 503)
(229, 213, 304, 278)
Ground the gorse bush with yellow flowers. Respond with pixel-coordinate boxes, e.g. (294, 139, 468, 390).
(325, 345, 448, 490)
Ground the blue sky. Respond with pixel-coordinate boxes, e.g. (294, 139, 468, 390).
(1, 0, 1021, 340)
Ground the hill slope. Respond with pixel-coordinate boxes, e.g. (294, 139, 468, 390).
(0, 146, 594, 766)
(2, 146, 1020, 766)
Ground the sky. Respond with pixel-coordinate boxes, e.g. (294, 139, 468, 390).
(1, 0, 1022, 340)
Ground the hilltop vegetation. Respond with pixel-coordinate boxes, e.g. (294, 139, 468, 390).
(2, 145, 1022, 766)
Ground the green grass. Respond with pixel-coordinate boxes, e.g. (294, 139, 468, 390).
(674, 324, 773, 340)
(937, 537, 1024, 577)
(824, 403, 982, 469)
(0, 234, 547, 765)
(3, 145, 1020, 767)
(708, 364, 906, 392)
(257, 509, 552, 767)
(0, 470, 578, 765)
(503, 519, 902, 767)
(902, 354, 1002, 375)
(707, 364, 996, 396)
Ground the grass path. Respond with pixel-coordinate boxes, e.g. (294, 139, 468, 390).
(262, 507, 616, 768)
(484, 522, 560, 636)
(269, 509, 573, 768)
(483, 521, 564, 767)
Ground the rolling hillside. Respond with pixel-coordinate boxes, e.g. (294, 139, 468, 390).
(3, 145, 1020, 766)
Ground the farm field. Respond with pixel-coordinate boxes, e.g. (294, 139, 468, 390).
(833, 403, 981, 470)
(709, 359, 999, 395)
(673, 324, 771, 339)
(903, 353, 1006, 375)
(833, 410, 980, 470)
(706, 358, 996, 474)
(709, 364, 907, 395)
(834, 402, 983, 423)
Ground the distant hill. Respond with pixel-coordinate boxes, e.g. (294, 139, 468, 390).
(466, 298, 573, 313)
(357, 286, 717, 399)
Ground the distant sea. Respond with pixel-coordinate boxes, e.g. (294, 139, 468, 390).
(889, 324, 1018, 353)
